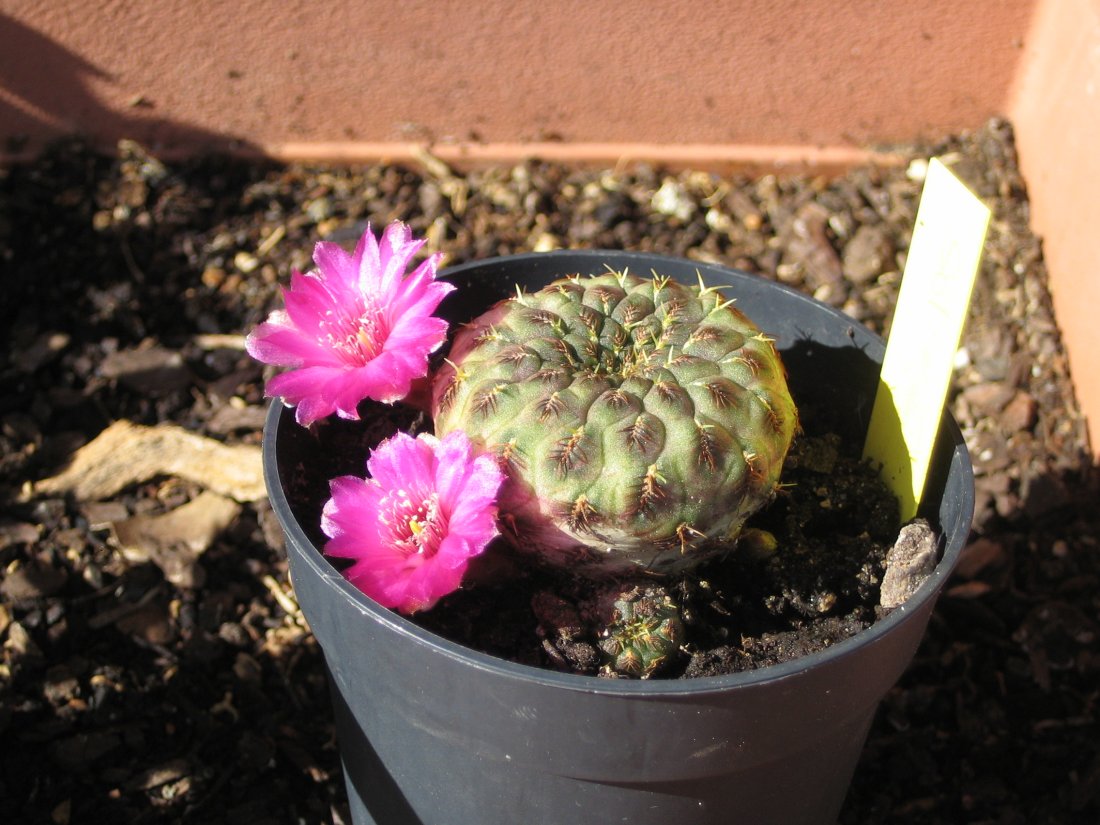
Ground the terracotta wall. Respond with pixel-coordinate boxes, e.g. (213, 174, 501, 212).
(3, 0, 1033, 162)
(1008, 0, 1100, 463)
(3, 0, 1096, 456)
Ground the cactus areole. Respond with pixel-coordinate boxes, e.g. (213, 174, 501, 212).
(431, 270, 799, 574)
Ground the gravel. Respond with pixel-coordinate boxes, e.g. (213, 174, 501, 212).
(1, 118, 1097, 824)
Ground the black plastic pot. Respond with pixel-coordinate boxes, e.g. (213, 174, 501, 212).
(263, 250, 974, 825)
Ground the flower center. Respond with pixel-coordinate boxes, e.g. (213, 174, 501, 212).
(319, 297, 390, 366)
(382, 489, 444, 559)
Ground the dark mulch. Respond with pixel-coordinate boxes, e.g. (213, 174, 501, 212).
(2, 120, 1097, 824)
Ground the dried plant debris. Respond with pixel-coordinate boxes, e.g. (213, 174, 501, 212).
(0, 119, 1097, 824)
(33, 420, 265, 502)
(111, 490, 242, 588)
(879, 519, 938, 609)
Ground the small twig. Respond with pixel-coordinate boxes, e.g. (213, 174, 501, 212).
(261, 574, 301, 618)
(119, 235, 147, 284)
(191, 333, 247, 351)
(255, 223, 285, 256)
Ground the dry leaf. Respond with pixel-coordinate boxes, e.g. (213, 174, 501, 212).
(114, 601, 175, 645)
(98, 345, 192, 394)
(34, 420, 265, 502)
(124, 758, 192, 792)
(111, 491, 242, 588)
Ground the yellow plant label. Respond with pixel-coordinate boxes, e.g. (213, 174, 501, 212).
(863, 157, 990, 522)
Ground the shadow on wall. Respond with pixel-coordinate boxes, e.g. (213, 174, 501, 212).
(0, 12, 253, 157)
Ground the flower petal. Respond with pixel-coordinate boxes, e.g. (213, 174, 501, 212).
(435, 434, 504, 511)
(433, 533, 479, 572)
(321, 476, 383, 539)
(382, 316, 450, 365)
(246, 312, 338, 367)
(282, 271, 340, 335)
(386, 284, 453, 344)
(322, 429, 502, 614)
(377, 222, 425, 296)
(355, 224, 383, 294)
(445, 476, 503, 541)
(312, 241, 358, 293)
(383, 260, 450, 328)
(364, 431, 436, 492)
(328, 357, 407, 416)
(266, 366, 350, 425)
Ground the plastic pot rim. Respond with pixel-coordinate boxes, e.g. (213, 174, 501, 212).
(263, 248, 974, 699)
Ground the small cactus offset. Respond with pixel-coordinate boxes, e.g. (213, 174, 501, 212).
(598, 586, 685, 679)
(431, 269, 798, 574)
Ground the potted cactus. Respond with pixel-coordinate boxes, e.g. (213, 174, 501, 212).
(254, 223, 973, 825)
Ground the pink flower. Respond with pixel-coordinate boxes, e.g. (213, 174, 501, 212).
(321, 430, 504, 614)
(246, 221, 454, 426)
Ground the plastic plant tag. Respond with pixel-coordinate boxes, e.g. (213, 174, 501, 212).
(863, 157, 990, 522)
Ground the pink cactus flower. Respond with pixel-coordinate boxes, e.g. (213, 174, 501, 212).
(321, 430, 504, 614)
(246, 221, 453, 426)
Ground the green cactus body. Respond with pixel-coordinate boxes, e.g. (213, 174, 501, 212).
(431, 270, 798, 573)
(598, 586, 685, 679)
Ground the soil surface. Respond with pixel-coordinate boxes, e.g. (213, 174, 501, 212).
(2, 119, 1097, 824)
(279, 399, 901, 680)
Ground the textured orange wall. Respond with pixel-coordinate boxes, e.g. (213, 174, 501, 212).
(1009, 0, 1100, 458)
(2, 0, 1034, 158)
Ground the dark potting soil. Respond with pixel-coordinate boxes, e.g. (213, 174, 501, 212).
(277, 397, 901, 679)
